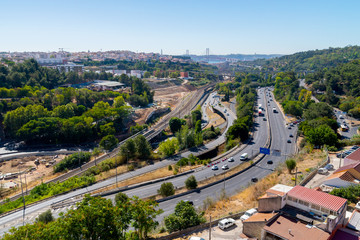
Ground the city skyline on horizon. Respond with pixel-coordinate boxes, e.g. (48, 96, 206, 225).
(1, 0, 360, 55)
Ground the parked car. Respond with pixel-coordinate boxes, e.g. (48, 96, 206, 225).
(240, 208, 258, 221)
(336, 152, 346, 158)
(318, 168, 328, 174)
(324, 164, 334, 171)
(263, 117, 267, 121)
(222, 164, 229, 170)
(228, 157, 234, 162)
(351, 146, 359, 150)
(218, 218, 235, 230)
(189, 237, 205, 240)
(267, 160, 273, 164)
(211, 165, 218, 170)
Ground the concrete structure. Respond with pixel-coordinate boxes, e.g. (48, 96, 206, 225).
(258, 184, 292, 212)
(89, 80, 125, 91)
(56, 62, 84, 74)
(344, 149, 360, 166)
(242, 212, 278, 239)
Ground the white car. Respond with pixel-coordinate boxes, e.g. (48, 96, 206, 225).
(211, 165, 219, 170)
(189, 237, 205, 240)
(240, 208, 258, 221)
(228, 157, 234, 162)
(218, 218, 235, 230)
(318, 168, 328, 174)
(222, 164, 229, 170)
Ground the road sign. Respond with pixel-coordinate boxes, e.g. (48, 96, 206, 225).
(260, 147, 270, 155)
(272, 149, 281, 156)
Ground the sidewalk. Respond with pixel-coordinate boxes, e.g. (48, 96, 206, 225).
(305, 154, 340, 189)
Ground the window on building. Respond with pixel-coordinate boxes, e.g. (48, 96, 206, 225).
(288, 196, 297, 202)
(321, 208, 330, 214)
(298, 200, 309, 207)
(311, 204, 321, 211)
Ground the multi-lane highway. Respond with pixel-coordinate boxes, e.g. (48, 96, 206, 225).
(155, 88, 297, 223)
(0, 87, 297, 235)
(0, 91, 234, 235)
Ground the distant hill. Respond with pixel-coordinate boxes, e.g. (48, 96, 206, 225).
(190, 54, 281, 63)
(251, 45, 360, 72)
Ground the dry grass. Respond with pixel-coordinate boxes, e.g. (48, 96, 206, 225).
(91, 164, 200, 195)
(204, 106, 225, 129)
(201, 149, 326, 221)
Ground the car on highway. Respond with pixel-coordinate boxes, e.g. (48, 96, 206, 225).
(218, 218, 235, 230)
(211, 165, 218, 170)
(267, 160, 273, 164)
(183, 200, 194, 205)
(289, 134, 293, 138)
(263, 117, 267, 121)
(287, 126, 292, 129)
(240, 208, 258, 221)
(251, 177, 258, 182)
(287, 139, 291, 143)
(240, 153, 248, 161)
(228, 157, 234, 162)
(222, 164, 229, 170)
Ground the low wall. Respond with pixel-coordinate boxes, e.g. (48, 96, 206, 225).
(154, 211, 245, 240)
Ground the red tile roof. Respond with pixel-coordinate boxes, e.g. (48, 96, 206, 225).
(334, 161, 360, 174)
(288, 186, 347, 212)
(346, 149, 360, 162)
(263, 215, 330, 240)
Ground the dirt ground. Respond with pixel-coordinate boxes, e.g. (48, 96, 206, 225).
(0, 155, 66, 196)
(133, 80, 194, 125)
(204, 106, 225, 129)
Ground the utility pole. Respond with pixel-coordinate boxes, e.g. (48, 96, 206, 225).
(209, 215, 212, 240)
(19, 171, 26, 226)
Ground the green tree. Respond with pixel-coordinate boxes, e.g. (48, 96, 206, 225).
(306, 125, 338, 147)
(191, 109, 202, 126)
(115, 192, 129, 205)
(36, 210, 54, 224)
(113, 95, 125, 108)
(100, 122, 116, 136)
(130, 196, 163, 240)
(195, 120, 202, 133)
(158, 138, 179, 157)
(134, 134, 152, 159)
(285, 159, 297, 174)
(169, 117, 185, 134)
(143, 71, 151, 78)
(100, 135, 119, 151)
(185, 175, 198, 190)
(164, 201, 205, 233)
(120, 138, 136, 159)
(157, 182, 175, 197)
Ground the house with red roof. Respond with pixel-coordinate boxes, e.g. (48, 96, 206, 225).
(344, 149, 360, 166)
(286, 185, 347, 232)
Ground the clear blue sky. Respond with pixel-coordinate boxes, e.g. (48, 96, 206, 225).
(1, 0, 360, 55)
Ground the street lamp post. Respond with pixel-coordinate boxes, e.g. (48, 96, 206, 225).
(18, 170, 26, 226)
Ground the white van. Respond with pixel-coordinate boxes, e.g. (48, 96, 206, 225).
(240, 153, 248, 161)
(218, 218, 235, 230)
(240, 208, 258, 221)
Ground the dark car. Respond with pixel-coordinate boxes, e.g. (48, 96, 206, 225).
(287, 139, 291, 143)
(267, 160, 273, 164)
(184, 200, 194, 205)
(288, 126, 292, 129)
(251, 177, 258, 182)
(263, 118, 267, 121)
(289, 134, 293, 138)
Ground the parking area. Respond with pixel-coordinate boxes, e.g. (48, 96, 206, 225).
(186, 219, 244, 240)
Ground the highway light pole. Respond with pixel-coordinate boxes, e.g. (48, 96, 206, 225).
(18, 170, 26, 226)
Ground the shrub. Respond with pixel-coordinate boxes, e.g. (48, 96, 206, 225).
(185, 175, 198, 190)
(54, 152, 91, 173)
(158, 182, 175, 197)
(36, 210, 54, 224)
